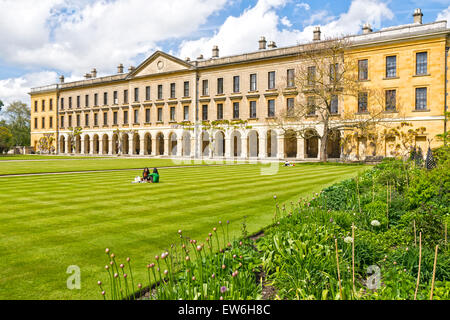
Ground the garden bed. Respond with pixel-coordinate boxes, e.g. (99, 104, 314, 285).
(97, 147, 449, 300)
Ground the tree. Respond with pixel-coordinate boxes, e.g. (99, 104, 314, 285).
(381, 122, 427, 159)
(269, 37, 389, 162)
(67, 127, 82, 153)
(0, 126, 14, 154)
(0, 100, 4, 112)
(38, 133, 56, 154)
(3, 101, 31, 146)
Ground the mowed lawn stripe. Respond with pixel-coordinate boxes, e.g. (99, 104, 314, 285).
(0, 165, 356, 225)
(0, 158, 245, 175)
(0, 164, 367, 299)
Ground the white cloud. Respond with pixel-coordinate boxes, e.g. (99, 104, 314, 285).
(178, 0, 394, 59)
(281, 16, 293, 27)
(0, 0, 228, 76)
(0, 72, 59, 106)
(296, 2, 311, 11)
(437, 6, 450, 23)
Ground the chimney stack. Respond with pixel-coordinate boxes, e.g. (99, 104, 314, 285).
(362, 23, 373, 34)
(84, 73, 92, 80)
(212, 45, 219, 58)
(91, 68, 97, 78)
(185, 57, 191, 62)
(313, 27, 321, 41)
(59, 75, 65, 84)
(413, 8, 423, 24)
(128, 66, 135, 72)
(117, 64, 124, 74)
(267, 41, 277, 49)
(259, 36, 267, 50)
(197, 54, 204, 60)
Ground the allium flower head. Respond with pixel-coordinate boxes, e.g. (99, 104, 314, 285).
(371, 220, 381, 227)
(344, 237, 353, 244)
(220, 286, 227, 293)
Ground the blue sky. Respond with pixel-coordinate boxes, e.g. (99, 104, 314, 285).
(1, 0, 450, 104)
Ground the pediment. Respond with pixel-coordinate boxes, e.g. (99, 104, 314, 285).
(128, 51, 193, 78)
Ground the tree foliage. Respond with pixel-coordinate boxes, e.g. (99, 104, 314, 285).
(0, 126, 14, 154)
(269, 38, 392, 162)
(2, 101, 31, 146)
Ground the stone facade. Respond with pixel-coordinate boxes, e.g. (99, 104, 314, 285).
(30, 11, 449, 160)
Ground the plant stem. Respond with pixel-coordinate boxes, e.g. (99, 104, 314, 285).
(414, 232, 422, 300)
(352, 223, 355, 293)
(335, 238, 343, 300)
(430, 245, 439, 300)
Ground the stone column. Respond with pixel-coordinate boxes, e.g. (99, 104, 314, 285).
(190, 138, 196, 159)
(277, 135, 285, 159)
(177, 137, 183, 157)
(80, 138, 85, 155)
(128, 136, 134, 155)
(109, 138, 114, 155)
(151, 137, 157, 156)
(225, 138, 232, 159)
(258, 134, 267, 159)
(90, 138, 95, 155)
(99, 138, 104, 155)
(164, 138, 169, 156)
(241, 137, 248, 159)
(139, 136, 145, 156)
(297, 137, 305, 160)
(317, 138, 322, 160)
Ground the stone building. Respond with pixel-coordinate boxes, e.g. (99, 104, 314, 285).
(30, 9, 448, 160)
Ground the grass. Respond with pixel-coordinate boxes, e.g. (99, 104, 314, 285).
(0, 162, 368, 300)
(0, 158, 239, 175)
(0, 155, 108, 161)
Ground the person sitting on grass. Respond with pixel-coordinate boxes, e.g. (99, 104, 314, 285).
(150, 168, 160, 183)
(142, 168, 151, 182)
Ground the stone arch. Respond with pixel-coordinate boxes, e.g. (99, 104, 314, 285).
(75, 135, 81, 154)
(144, 133, 152, 155)
(84, 135, 91, 155)
(133, 133, 140, 155)
(112, 134, 119, 155)
(215, 131, 225, 157)
(266, 130, 278, 158)
(230, 131, 242, 157)
(102, 134, 109, 155)
(284, 129, 297, 158)
(247, 130, 259, 158)
(305, 129, 319, 158)
(182, 131, 191, 156)
(122, 133, 129, 155)
(60, 136, 66, 154)
(169, 132, 178, 156)
(202, 131, 210, 156)
(156, 132, 164, 155)
(327, 130, 341, 159)
(93, 134, 100, 155)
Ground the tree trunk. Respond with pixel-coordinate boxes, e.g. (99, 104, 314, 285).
(320, 123, 329, 162)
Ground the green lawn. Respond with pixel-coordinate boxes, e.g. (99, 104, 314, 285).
(0, 158, 238, 175)
(0, 155, 108, 161)
(0, 163, 368, 300)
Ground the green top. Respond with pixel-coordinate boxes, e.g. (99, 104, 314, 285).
(151, 173, 159, 183)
